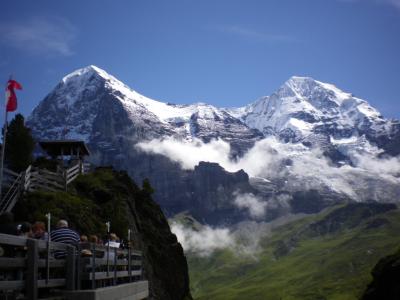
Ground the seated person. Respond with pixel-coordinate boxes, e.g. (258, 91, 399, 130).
(104, 233, 120, 262)
(50, 220, 79, 259)
(105, 233, 120, 248)
(32, 221, 49, 241)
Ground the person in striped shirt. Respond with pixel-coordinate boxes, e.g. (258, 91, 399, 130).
(50, 220, 80, 259)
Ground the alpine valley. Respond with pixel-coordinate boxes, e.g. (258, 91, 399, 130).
(27, 66, 400, 299)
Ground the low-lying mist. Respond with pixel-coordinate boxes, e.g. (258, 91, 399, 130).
(139, 136, 400, 256)
(170, 214, 306, 258)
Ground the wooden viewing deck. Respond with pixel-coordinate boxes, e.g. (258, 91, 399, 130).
(0, 139, 93, 215)
(0, 233, 149, 300)
(0, 161, 91, 215)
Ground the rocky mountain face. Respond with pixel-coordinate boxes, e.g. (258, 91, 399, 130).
(117, 171, 192, 300)
(183, 162, 255, 225)
(27, 66, 400, 224)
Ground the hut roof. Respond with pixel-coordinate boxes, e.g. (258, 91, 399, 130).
(39, 140, 90, 157)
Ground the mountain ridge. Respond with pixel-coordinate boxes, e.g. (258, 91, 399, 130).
(28, 66, 397, 149)
(26, 65, 400, 224)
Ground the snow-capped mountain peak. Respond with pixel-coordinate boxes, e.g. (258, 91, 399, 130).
(283, 76, 351, 102)
(61, 65, 109, 83)
(59, 66, 227, 125)
(28, 66, 261, 153)
(28, 65, 395, 157)
(280, 76, 353, 109)
(236, 76, 384, 142)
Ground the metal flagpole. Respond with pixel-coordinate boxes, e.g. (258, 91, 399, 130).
(0, 75, 13, 203)
(0, 100, 9, 203)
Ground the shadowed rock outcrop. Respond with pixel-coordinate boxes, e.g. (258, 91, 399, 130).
(362, 247, 400, 300)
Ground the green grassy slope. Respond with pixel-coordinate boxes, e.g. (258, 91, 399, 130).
(188, 204, 400, 300)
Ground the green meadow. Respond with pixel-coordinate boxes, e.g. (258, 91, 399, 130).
(188, 204, 400, 300)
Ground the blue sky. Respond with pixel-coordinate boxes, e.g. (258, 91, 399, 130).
(0, 0, 399, 124)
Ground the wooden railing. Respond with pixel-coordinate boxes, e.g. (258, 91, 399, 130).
(26, 166, 65, 193)
(0, 233, 147, 300)
(0, 162, 91, 214)
(0, 170, 24, 214)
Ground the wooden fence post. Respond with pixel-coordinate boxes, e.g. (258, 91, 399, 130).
(27, 239, 38, 300)
(113, 248, 117, 286)
(128, 246, 132, 282)
(66, 245, 76, 290)
(91, 243, 96, 289)
(76, 244, 81, 290)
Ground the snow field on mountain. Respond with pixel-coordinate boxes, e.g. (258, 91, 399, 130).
(137, 136, 400, 202)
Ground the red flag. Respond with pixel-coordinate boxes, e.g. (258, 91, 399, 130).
(5, 79, 23, 112)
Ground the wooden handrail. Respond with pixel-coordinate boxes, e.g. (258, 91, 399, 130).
(35, 169, 64, 182)
(0, 233, 68, 249)
(81, 257, 142, 267)
(0, 177, 22, 213)
(3, 168, 20, 178)
(0, 233, 145, 298)
(1, 162, 93, 213)
(79, 242, 142, 255)
(66, 164, 80, 176)
(29, 175, 64, 190)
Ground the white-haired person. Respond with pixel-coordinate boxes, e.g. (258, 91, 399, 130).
(50, 219, 80, 259)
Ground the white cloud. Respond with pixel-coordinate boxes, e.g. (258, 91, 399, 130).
(353, 153, 400, 177)
(171, 214, 308, 257)
(170, 223, 235, 257)
(265, 194, 292, 211)
(0, 16, 77, 56)
(137, 138, 232, 170)
(136, 136, 400, 202)
(233, 192, 267, 219)
(234, 192, 292, 220)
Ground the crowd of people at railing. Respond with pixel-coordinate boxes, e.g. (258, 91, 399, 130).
(0, 212, 142, 299)
(0, 212, 130, 259)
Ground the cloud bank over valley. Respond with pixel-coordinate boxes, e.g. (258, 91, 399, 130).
(137, 136, 400, 202)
